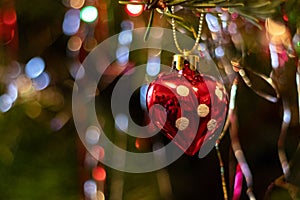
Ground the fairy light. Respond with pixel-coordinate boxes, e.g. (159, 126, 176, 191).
(0, 94, 13, 113)
(118, 30, 133, 46)
(80, 6, 98, 23)
(116, 46, 130, 65)
(25, 57, 45, 79)
(69, 61, 85, 79)
(85, 126, 101, 145)
(84, 180, 97, 199)
(67, 36, 82, 52)
(115, 113, 129, 132)
(7, 83, 18, 102)
(3, 9, 17, 25)
(146, 56, 161, 77)
(125, 1, 143, 17)
(32, 72, 51, 91)
(92, 166, 106, 181)
(25, 101, 42, 119)
(62, 9, 81, 35)
(70, 0, 85, 9)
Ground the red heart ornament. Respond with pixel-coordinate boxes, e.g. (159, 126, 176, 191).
(146, 55, 228, 156)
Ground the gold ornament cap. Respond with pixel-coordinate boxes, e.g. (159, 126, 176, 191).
(172, 54, 199, 71)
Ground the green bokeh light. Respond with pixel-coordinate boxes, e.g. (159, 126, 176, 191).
(80, 6, 98, 23)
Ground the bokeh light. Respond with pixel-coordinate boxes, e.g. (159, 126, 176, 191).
(67, 35, 82, 52)
(25, 57, 45, 79)
(215, 46, 225, 58)
(80, 6, 98, 23)
(116, 46, 129, 65)
(32, 72, 50, 91)
(91, 145, 105, 160)
(97, 191, 105, 200)
(92, 166, 106, 181)
(125, 2, 144, 17)
(3, 9, 17, 25)
(25, 101, 42, 119)
(16, 74, 33, 95)
(120, 20, 134, 31)
(0, 94, 13, 112)
(69, 61, 85, 79)
(7, 83, 18, 102)
(146, 56, 160, 76)
(63, 9, 80, 35)
(70, 0, 85, 9)
(118, 30, 133, 46)
(85, 126, 101, 145)
(206, 13, 220, 33)
(84, 180, 97, 199)
(115, 113, 128, 131)
(7, 61, 21, 78)
(83, 37, 98, 52)
(50, 112, 70, 131)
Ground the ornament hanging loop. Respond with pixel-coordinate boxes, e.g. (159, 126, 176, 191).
(171, 6, 205, 54)
(173, 54, 199, 71)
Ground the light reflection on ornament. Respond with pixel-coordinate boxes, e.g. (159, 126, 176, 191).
(283, 108, 291, 124)
(32, 72, 50, 91)
(80, 6, 98, 23)
(269, 43, 279, 69)
(229, 83, 237, 110)
(63, 9, 80, 35)
(0, 94, 13, 112)
(140, 84, 148, 110)
(25, 57, 45, 79)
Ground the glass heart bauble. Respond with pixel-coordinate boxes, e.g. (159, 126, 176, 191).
(146, 55, 228, 156)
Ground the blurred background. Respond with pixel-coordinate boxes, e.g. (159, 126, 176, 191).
(0, 0, 300, 199)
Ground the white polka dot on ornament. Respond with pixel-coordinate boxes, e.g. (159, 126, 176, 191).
(207, 119, 217, 131)
(197, 104, 210, 117)
(175, 117, 189, 131)
(176, 85, 190, 97)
